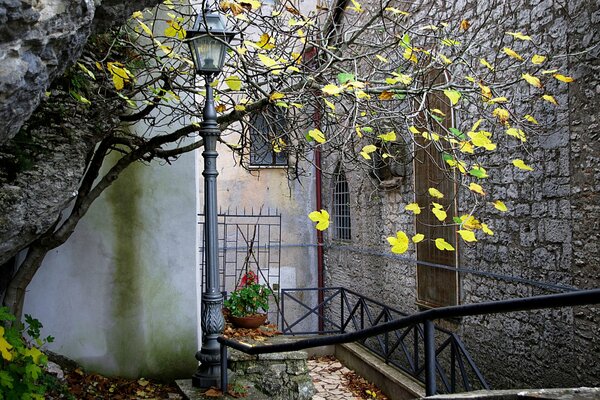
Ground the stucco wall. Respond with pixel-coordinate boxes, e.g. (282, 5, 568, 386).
(322, 0, 600, 390)
(23, 149, 199, 380)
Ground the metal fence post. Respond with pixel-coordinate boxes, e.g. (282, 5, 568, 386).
(424, 319, 436, 396)
(220, 342, 228, 392)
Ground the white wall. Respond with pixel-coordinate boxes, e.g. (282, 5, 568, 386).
(23, 146, 199, 380)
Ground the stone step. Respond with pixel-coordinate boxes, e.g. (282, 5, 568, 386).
(335, 342, 426, 400)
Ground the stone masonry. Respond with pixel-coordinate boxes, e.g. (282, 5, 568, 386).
(322, 0, 600, 391)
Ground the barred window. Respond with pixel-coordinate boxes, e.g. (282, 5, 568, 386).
(332, 165, 351, 241)
(249, 107, 288, 167)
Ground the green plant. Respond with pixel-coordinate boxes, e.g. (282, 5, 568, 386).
(0, 307, 55, 400)
(224, 272, 272, 318)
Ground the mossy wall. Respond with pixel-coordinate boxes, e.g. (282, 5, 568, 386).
(23, 149, 199, 380)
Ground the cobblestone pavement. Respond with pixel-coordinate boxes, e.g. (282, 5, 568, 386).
(307, 358, 361, 400)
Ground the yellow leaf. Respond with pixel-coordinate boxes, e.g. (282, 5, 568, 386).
(322, 84, 344, 96)
(403, 47, 418, 63)
(512, 159, 534, 171)
(428, 188, 444, 198)
(482, 223, 494, 235)
(164, 20, 186, 40)
(553, 74, 574, 83)
(391, 72, 413, 85)
(405, 203, 422, 215)
(431, 108, 446, 116)
(531, 54, 546, 64)
(459, 141, 474, 154)
(524, 114, 538, 124)
(356, 90, 371, 99)
(412, 233, 425, 243)
(0, 326, 13, 361)
(443, 89, 461, 105)
(460, 214, 481, 230)
(479, 84, 492, 101)
(503, 47, 524, 61)
(506, 127, 526, 142)
(493, 200, 507, 212)
(234, 104, 246, 111)
(471, 119, 484, 132)
(308, 209, 330, 231)
(346, 0, 363, 12)
(468, 131, 497, 151)
(375, 54, 388, 63)
(460, 19, 470, 31)
(106, 62, 132, 91)
(225, 75, 242, 91)
(438, 54, 453, 65)
(542, 94, 558, 105)
(408, 126, 420, 135)
(480, 58, 494, 71)
(137, 20, 154, 36)
(457, 229, 477, 242)
(422, 131, 440, 141)
(432, 207, 447, 222)
(378, 131, 396, 141)
(387, 231, 409, 254)
(360, 144, 377, 159)
(469, 182, 485, 195)
(541, 69, 559, 75)
(308, 128, 326, 144)
(269, 92, 286, 101)
(258, 54, 281, 74)
(434, 238, 455, 251)
(506, 31, 531, 40)
(492, 108, 510, 123)
(256, 33, 275, 50)
(432, 202, 444, 210)
(131, 10, 144, 19)
(385, 7, 410, 15)
(324, 99, 336, 111)
(489, 97, 508, 104)
(522, 73, 542, 88)
(445, 158, 467, 174)
(215, 104, 226, 113)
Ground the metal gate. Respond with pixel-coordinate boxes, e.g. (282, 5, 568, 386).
(198, 207, 282, 323)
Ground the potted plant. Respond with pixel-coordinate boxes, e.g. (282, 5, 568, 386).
(224, 271, 273, 329)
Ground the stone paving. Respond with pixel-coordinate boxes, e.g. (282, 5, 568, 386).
(307, 358, 361, 400)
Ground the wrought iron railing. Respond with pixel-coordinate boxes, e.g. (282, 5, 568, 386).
(218, 288, 600, 396)
(280, 287, 487, 394)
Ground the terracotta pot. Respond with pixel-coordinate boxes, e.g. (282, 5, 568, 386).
(230, 313, 267, 329)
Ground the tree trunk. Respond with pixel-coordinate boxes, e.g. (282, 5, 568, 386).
(2, 242, 51, 320)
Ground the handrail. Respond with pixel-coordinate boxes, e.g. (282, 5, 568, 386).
(217, 288, 600, 395)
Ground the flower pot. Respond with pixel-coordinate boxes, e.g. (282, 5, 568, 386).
(229, 313, 267, 329)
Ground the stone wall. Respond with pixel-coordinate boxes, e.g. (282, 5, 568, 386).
(322, 0, 600, 390)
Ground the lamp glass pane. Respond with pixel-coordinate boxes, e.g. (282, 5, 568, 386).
(192, 35, 226, 72)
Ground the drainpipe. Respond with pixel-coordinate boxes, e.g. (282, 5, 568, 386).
(315, 145, 324, 332)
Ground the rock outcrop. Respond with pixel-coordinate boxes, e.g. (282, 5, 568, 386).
(0, 0, 161, 268)
(0, 0, 162, 144)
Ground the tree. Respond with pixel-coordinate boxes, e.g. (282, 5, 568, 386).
(1, 0, 578, 318)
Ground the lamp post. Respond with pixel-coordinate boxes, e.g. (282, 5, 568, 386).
(187, 8, 235, 389)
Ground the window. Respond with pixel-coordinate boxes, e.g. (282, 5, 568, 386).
(414, 71, 459, 308)
(249, 107, 288, 167)
(332, 164, 351, 241)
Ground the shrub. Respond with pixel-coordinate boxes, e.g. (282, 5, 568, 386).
(0, 307, 55, 400)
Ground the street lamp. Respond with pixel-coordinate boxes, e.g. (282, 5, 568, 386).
(187, 8, 235, 389)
